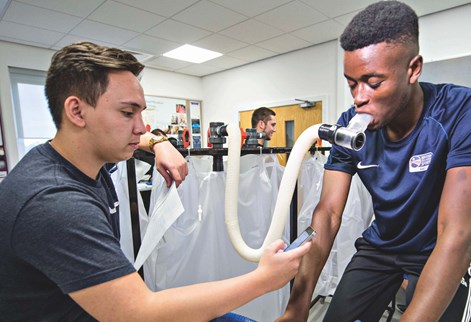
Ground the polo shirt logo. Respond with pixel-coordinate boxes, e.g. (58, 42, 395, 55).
(109, 201, 119, 214)
(409, 152, 433, 173)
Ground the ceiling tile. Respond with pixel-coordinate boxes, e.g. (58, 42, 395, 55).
(292, 20, 345, 44)
(113, 0, 200, 17)
(146, 19, 211, 44)
(88, 1, 166, 33)
(227, 45, 276, 62)
(173, 0, 247, 32)
(299, 0, 469, 19)
(256, 1, 328, 32)
(51, 35, 118, 50)
(1, 0, 469, 77)
(192, 34, 248, 54)
(334, 11, 359, 27)
(0, 20, 64, 46)
(209, 0, 292, 17)
(123, 34, 180, 55)
(203, 55, 247, 69)
(4, 2, 82, 33)
(257, 34, 312, 54)
(404, 0, 471, 16)
(16, 0, 104, 17)
(70, 20, 139, 45)
(144, 63, 174, 72)
(221, 20, 284, 44)
(145, 56, 192, 71)
(0, 0, 9, 16)
(176, 63, 224, 77)
(299, 0, 374, 18)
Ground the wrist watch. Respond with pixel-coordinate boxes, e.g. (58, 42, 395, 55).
(149, 135, 169, 152)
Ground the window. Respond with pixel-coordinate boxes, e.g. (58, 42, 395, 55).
(285, 120, 294, 147)
(9, 67, 54, 158)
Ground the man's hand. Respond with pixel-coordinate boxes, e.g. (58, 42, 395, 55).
(255, 239, 312, 293)
(152, 140, 188, 187)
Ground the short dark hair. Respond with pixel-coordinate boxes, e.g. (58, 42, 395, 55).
(251, 107, 276, 128)
(45, 42, 145, 129)
(340, 1, 419, 51)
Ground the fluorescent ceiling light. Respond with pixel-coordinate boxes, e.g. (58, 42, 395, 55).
(163, 44, 222, 63)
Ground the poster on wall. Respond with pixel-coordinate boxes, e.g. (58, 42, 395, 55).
(143, 96, 187, 136)
(189, 101, 201, 136)
(193, 136, 201, 148)
(142, 96, 202, 148)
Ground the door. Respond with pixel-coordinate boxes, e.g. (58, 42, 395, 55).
(239, 101, 322, 165)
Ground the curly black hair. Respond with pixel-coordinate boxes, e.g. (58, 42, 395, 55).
(340, 1, 418, 51)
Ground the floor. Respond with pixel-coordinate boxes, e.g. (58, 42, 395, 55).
(307, 290, 405, 322)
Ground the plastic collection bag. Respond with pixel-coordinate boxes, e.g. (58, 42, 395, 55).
(114, 152, 373, 320)
(146, 155, 288, 321)
(111, 159, 151, 264)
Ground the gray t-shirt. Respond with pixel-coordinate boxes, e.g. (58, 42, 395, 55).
(0, 143, 135, 321)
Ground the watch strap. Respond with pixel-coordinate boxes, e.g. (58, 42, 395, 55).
(149, 135, 169, 151)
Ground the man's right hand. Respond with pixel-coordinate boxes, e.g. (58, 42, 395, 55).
(255, 239, 311, 293)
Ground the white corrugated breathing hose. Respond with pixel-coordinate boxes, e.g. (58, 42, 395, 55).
(224, 113, 372, 262)
(224, 123, 321, 262)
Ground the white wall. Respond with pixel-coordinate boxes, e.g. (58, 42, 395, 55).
(419, 4, 471, 63)
(202, 40, 339, 133)
(140, 68, 202, 101)
(1, 3, 470, 169)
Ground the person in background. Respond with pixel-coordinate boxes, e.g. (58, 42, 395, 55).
(251, 106, 277, 147)
(277, 1, 471, 321)
(0, 42, 311, 321)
